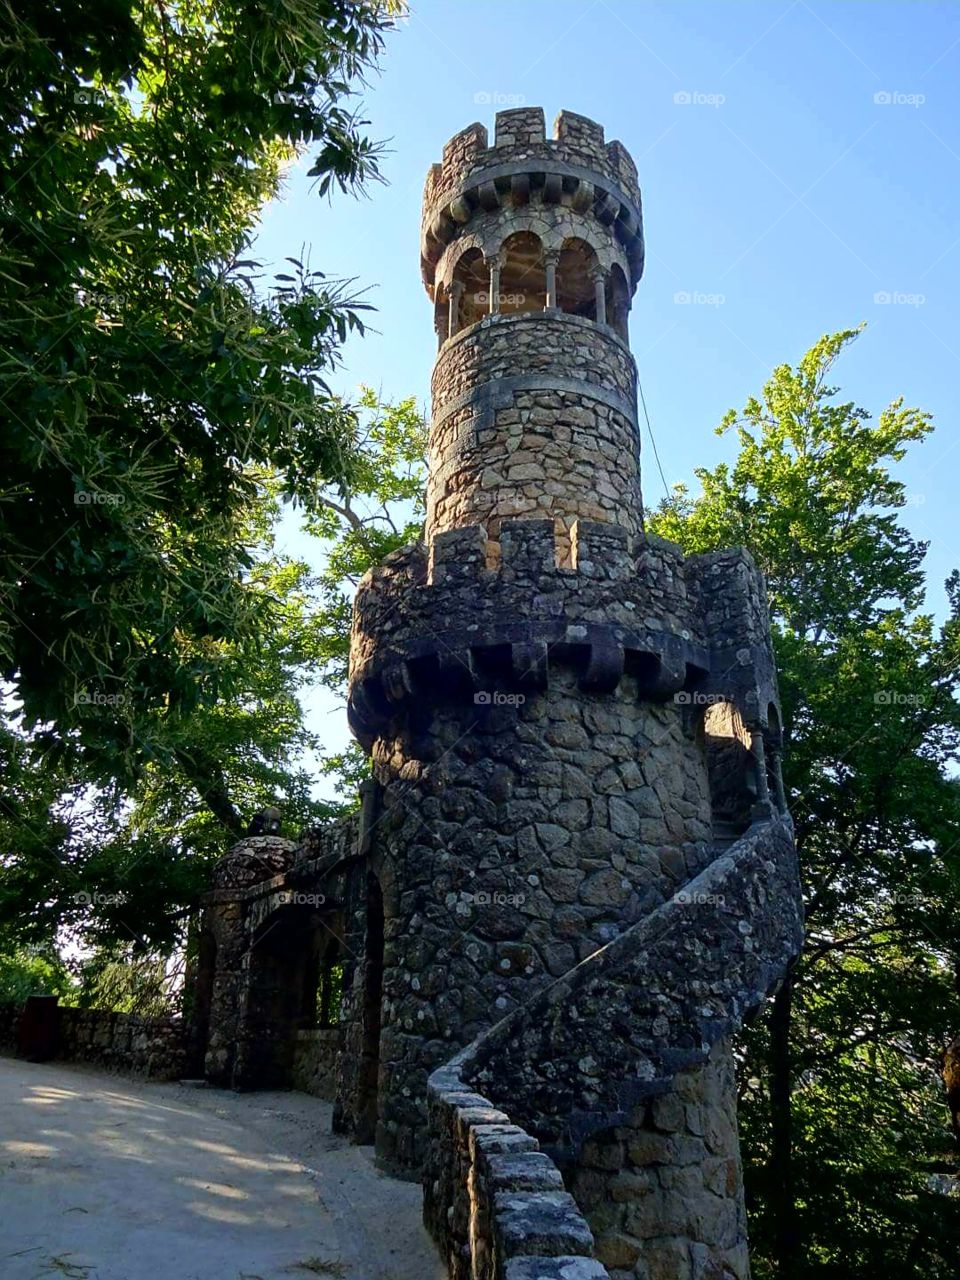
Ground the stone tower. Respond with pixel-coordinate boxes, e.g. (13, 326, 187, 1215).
(344, 107, 801, 1277)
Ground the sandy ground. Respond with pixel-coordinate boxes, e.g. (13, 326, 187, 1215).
(0, 1056, 446, 1280)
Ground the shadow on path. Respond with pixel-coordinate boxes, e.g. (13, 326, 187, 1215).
(0, 1056, 444, 1280)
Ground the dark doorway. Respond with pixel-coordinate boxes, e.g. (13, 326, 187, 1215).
(235, 904, 321, 1089)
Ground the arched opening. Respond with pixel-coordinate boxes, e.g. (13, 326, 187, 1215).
(451, 246, 487, 332)
(556, 237, 600, 320)
(316, 934, 344, 1029)
(701, 699, 757, 841)
(606, 264, 630, 340)
(498, 231, 546, 315)
(356, 873, 384, 1143)
(235, 903, 323, 1089)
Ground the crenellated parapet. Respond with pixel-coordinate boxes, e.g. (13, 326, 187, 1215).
(347, 518, 783, 753)
(422, 110, 642, 290)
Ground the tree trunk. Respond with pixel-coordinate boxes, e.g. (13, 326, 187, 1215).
(173, 747, 245, 838)
(770, 971, 800, 1277)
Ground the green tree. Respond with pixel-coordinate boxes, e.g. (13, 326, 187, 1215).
(650, 327, 960, 1277)
(0, 0, 397, 799)
(0, 390, 424, 974)
(0, 0, 405, 976)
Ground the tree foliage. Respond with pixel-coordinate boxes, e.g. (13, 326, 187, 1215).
(0, 0, 396, 793)
(0, 0, 406, 979)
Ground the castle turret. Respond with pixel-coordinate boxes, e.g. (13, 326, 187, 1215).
(346, 109, 800, 1279)
(422, 107, 644, 551)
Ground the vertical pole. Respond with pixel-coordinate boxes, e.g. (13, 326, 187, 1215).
(592, 267, 607, 325)
(485, 256, 501, 314)
(543, 250, 559, 310)
(447, 281, 464, 338)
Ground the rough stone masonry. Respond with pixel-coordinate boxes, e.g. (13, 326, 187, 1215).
(195, 107, 803, 1280)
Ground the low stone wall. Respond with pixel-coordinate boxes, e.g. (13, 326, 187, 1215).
(424, 1060, 609, 1280)
(58, 1007, 185, 1079)
(0, 1000, 185, 1080)
(291, 1027, 341, 1101)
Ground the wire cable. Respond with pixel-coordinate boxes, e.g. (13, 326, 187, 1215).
(638, 375, 671, 503)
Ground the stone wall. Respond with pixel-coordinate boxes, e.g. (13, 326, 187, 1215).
(364, 662, 716, 1171)
(424, 1059, 609, 1280)
(427, 314, 641, 541)
(572, 1040, 749, 1279)
(291, 1027, 341, 1101)
(423, 818, 802, 1279)
(0, 1000, 185, 1079)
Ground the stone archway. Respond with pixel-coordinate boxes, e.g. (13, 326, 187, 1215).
(233, 902, 323, 1089)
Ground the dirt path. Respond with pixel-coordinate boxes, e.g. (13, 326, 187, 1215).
(0, 1056, 446, 1280)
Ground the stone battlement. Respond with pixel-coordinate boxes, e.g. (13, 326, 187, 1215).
(422, 109, 643, 292)
(347, 519, 780, 748)
(425, 109, 640, 214)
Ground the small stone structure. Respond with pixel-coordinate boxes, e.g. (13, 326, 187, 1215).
(193, 109, 803, 1278)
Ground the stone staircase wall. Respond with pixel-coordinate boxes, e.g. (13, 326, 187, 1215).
(423, 818, 802, 1278)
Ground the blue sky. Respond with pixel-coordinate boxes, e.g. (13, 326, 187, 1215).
(251, 0, 960, 789)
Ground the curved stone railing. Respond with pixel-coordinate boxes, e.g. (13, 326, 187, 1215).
(423, 1067, 610, 1280)
(424, 817, 802, 1277)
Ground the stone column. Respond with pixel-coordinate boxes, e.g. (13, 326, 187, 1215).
(767, 741, 789, 814)
(543, 249, 560, 309)
(447, 280, 464, 338)
(591, 267, 607, 325)
(485, 256, 501, 314)
(750, 730, 774, 820)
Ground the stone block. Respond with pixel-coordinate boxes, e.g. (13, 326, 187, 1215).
(594, 1231, 641, 1269)
(503, 1257, 609, 1280)
(494, 1190, 595, 1258)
